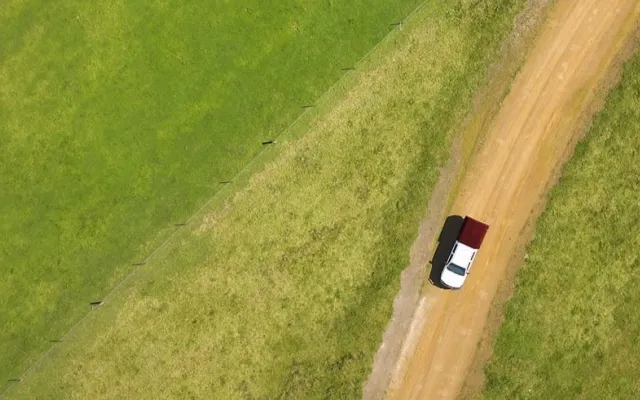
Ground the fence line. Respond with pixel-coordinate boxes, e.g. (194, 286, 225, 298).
(1, 1, 428, 396)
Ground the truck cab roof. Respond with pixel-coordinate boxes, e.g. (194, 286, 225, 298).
(440, 242, 477, 289)
(450, 242, 476, 268)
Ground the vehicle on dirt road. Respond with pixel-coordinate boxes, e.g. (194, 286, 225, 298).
(440, 216, 489, 289)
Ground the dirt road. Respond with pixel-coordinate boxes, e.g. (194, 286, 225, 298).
(383, 1, 640, 399)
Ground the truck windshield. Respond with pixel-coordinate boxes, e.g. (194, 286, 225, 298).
(447, 263, 466, 276)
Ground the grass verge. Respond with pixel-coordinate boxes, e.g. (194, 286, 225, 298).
(483, 45, 640, 399)
(7, 0, 527, 398)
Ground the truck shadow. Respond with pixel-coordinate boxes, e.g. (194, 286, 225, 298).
(429, 215, 465, 289)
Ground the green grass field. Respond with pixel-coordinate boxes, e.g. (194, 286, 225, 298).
(483, 51, 640, 399)
(4, 1, 529, 398)
(0, 0, 424, 385)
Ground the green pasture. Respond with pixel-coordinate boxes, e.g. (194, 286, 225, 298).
(5, 0, 529, 398)
(0, 0, 422, 386)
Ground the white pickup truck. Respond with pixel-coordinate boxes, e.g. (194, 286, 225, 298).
(440, 216, 489, 289)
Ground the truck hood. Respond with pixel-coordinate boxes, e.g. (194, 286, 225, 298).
(440, 266, 467, 289)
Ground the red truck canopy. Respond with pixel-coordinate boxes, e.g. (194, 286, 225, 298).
(458, 216, 489, 249)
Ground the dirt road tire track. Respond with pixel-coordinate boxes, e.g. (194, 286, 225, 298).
(384, 1, 640, 399)
(461, 20, 640, 400)
(361, 1, 558, 397)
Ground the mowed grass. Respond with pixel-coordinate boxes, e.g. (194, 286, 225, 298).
(483, 51, 640, 399)
(0, 0, 424, 385)
(5, 1, 530, 398)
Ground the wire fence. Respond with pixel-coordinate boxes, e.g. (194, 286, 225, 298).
(1, 1, 428, 396)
